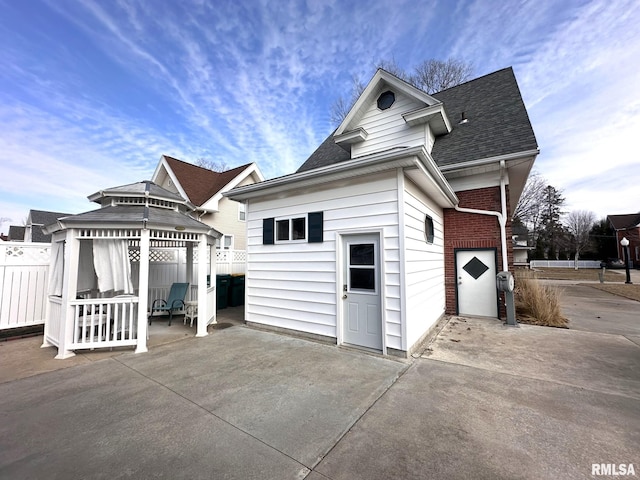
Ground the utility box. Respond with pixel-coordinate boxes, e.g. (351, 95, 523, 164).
(496, 271, 517, 326)
(496, 271, 515, 292)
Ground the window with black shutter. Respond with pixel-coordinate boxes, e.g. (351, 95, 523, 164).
(308, 212, 323, 243)
(263, 218, 274, 244)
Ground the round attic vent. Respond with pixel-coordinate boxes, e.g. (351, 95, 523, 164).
(377, 90, 395, 110)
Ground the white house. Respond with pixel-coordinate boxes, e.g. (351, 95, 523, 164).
(152, 156, 263, 251)
(226, 67, 538, 358)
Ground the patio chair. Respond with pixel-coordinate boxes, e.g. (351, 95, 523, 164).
(148, 283, 189, 326)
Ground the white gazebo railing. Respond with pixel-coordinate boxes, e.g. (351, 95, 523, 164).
(70, 296, 138, 349)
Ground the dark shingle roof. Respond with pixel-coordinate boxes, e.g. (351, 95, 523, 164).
(61, 205, 213, 231)
(29, 210, 72, 242)
(163, 156, 253, 206)
(296, 67, 537, 173)
(95, 181, 185, 203)
(8, 225, 25, 241)
(296, 130, 351, 173)
(431, 67, 538, 166)
(608, 213, 640, 230)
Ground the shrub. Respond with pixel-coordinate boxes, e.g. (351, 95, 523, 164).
(514, 271, 569, 328)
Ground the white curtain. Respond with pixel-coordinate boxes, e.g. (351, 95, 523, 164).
(48, 241, 64, 296)
(93, 239, 134, 294)
(77, 240, 97, 292)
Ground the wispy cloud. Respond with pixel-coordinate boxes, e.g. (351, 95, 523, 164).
(1, 0, 637, 233)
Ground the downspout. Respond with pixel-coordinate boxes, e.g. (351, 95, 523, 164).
(454, 160, 509, 272)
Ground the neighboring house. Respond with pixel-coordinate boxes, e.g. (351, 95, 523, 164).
(512, 224, 532, 267)
(227, 67, 538, 358)
(7, 225, 25, 242)
(152, 156, 263, 250)
(21, 210, 72, 243)
(608, 213, 640, 268)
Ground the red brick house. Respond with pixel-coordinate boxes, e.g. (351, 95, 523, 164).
(227, 67, 538, 357)
(608, 213, 640, 268)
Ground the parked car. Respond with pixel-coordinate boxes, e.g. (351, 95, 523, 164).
(605, 258, 625, 269)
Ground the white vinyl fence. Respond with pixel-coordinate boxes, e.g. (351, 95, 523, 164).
(530, 260, 603, 269)
(1, 242, 246, 332)
(0, 242, 51, 330)
(216, 249, 246, 274)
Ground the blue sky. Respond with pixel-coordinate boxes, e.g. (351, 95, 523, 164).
(1, 0, 639, 234)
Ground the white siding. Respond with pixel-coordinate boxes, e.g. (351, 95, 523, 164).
(352, 91, 427, 158)
(200, 175, 257, 251)
(402, 178, 446, 350)
(245, 172, 402, 349)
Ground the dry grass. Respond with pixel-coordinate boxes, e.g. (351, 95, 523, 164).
(514, 271, 569, 328)
(585, 283, 640, 302)
(531, 268, 624, 282)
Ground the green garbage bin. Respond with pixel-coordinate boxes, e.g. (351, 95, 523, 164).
(229, 275, 245, 307)
(216, 274, 231, 309)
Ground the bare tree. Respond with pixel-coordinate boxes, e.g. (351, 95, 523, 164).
(196, 158, 228, 172)
(564, 210, 596, 269)
(409, 58, 474, 94)
(330, 57, 474, 125)
(513, 171, 547, 235)
(330, 75, 366, 126)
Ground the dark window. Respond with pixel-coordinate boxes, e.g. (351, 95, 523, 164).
(425, 215, 435, 244)
(350, 244, 374, 265)
(276, 220, 289, 241)
(350, 268, 375, 290)
(377, 90, 395, 110)
(292, 217, 306, 240)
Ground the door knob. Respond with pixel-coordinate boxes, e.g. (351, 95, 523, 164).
(342, 294, 348, 299)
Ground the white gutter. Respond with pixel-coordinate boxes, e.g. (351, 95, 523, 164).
(225, 145, 458, 206)
(439, 149, 539, 173)
(454, 160, 509, 272)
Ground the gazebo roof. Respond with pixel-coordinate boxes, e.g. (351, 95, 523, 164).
(88, 180, 188, 205)
(43, 180, 221, 239)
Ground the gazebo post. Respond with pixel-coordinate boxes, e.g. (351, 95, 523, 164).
(55, 231, 80, 359)
(135, 228, 150, 353)
(186, 243, 194, 301)
(196, 233, 209, 337)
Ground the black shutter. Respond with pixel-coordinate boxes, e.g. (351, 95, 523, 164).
(308, 212, 323, 243)
(263, 218, 274, 244)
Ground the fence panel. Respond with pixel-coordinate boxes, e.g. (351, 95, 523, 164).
(0, 242, 50, 329)
(1, 243, 246, 331)
(216, 250, 247, 274)
(530, 260, 602, 269)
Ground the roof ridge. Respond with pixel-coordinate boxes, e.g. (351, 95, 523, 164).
(432, 66, 514, 95)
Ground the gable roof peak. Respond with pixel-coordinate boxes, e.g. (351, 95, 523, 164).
(158, 155, 260, 207)
(335, 68, 441, 137)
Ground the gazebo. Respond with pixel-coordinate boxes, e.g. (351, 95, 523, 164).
(42, 180, 221, 359)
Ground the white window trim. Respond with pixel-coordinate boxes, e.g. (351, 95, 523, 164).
(238, 202, 246, 222)
(274, 215, 307, 244)
(216, 235, 234, 250)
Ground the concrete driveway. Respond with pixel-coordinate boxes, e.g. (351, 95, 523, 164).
(1, 283, 639, 479)
(0, 327, 406, 479)
(313, 283, 640, 480)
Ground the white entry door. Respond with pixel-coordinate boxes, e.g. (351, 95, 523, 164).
(456, 249, 498, 317)
(342, 234, 382, 350)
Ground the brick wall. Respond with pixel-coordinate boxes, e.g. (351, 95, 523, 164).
(615, 228, 640, 268)
(443, 185, 513, 317)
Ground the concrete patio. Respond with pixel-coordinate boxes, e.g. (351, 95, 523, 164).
(1, 285, 639, 479)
